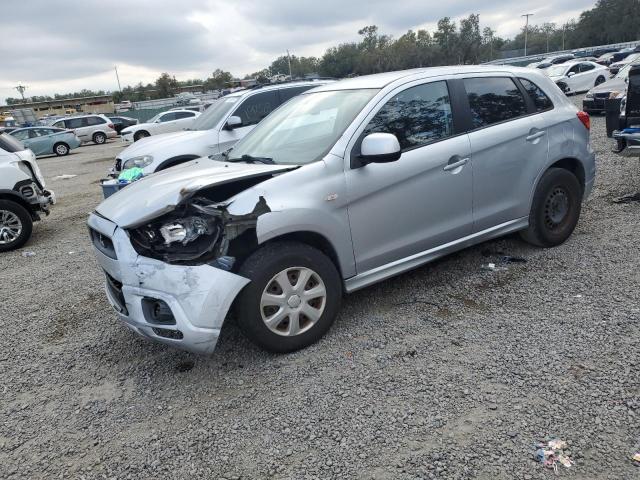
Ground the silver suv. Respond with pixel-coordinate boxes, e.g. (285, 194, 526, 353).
(51, 114, 116, 144)
(88, 66, 595, 355)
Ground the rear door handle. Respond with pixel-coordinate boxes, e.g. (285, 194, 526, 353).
(526, 131, 546, 142)
(443, 156, 469, 172)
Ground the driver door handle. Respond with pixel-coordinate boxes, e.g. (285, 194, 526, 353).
(526, 131, 546, 142)
(443, 156, 469, 171)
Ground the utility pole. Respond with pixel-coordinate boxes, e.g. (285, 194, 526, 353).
(114, 65, 122, 93)
(562, 24, 566, 51)
(286, 50, 292, 79)
(521, 13, 534, 57)
(15, 84, 27, 101)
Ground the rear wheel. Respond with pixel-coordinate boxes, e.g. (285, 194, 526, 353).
(53, 142, 69, 156)
(93, 132, 107, 144)
(134, 130, 150, 142)
(0, 200, 33, 252)
(520, 168, 582, 247)
(235, 241, 342, 353)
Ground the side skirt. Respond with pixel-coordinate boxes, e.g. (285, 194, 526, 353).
(344, 217, 529, 293)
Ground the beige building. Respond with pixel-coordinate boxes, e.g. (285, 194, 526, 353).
(0, 95, 115, 118)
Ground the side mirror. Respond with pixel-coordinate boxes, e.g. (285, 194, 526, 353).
(225, 116, 242, 130)
(359, 133, 401, 165)
(567, 72, 576, 77)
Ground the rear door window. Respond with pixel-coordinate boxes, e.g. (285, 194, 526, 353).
(463, 77, 528, 129)
(363, 80, 454, 151)
(174, 111, 196, 119)
(233, 91, 280, 127)
(580, 63, 595, 73)
(518, 78, 554, 112)
(86, 116, 106, 126)
(158, 112, 177, 122)
(66, 117, 87, 129)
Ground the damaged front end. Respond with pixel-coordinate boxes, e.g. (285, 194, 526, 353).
(128, 195, 271, 268)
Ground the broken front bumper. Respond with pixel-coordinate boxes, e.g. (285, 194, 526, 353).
(87, 213, 250, 355)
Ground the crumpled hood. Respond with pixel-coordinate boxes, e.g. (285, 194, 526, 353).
(96, 159, 296, 228)
(118, 130, 211, 159)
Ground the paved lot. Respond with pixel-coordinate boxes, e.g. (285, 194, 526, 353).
(1, 97, 639, 479)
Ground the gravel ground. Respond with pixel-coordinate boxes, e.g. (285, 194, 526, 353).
(1, 96, 639, 479)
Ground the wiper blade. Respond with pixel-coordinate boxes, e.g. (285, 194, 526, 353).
(227, 154, 275, 165)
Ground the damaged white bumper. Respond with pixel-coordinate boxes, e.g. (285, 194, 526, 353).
(87, 213, 250, 354)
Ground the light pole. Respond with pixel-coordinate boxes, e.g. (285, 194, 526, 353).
(286, 50, 292, 79)
(522, 13, 534, 57)
(114, 66, 122, 93)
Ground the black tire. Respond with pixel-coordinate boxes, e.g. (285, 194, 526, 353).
(0, 200, 33, 252)
(93, 132, 107, 144)
(595, 76, 606, 86)
(520, 168, 582, 247)
(134, 131, 149, 142)
(235, 241, 342, 353)
(53, 142, 69, 156)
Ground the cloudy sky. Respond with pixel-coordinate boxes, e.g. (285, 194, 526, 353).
(1, 0, 596, 104)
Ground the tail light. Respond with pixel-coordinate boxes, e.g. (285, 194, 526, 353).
(577, 111, 590, 130)
(108, 123, 115, 130)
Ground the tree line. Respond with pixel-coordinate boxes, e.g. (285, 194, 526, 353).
(5, 0, 639, 105)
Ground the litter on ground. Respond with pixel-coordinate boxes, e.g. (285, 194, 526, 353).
(534, 439, 573, 473)
(54, 174, 77, 180)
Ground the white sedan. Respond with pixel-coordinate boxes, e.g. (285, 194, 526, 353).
(545, 61, 609, 95)
(121, 109, 201, 143)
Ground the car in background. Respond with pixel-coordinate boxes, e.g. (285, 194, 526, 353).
(111, 81, 330, 175)
(0, 127, 17, 134)
(545, 61, 609, 94)
(608, 53, 640, 76)
(583, 61, 639, 114)
(120, 109, 200, 143)
(108, 116, 138, 134)
(9, 127, 81, 156)
(0, 133, 55, 251)
(51, 114, 116, 144)
(610, 48, 636, 64)
(530, 54, 576, 70)
(595, 52, 617, 66)
(89, 66, 595, 355)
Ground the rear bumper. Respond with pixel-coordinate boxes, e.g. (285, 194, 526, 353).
(583, 98, 607, 112)
(87, 213, 250, 355)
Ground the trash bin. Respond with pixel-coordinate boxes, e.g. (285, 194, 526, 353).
(101, 179, 127, 199)
(605, 98, 622, 138)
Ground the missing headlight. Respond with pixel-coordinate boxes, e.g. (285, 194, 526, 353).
(128, 196, 270, 265)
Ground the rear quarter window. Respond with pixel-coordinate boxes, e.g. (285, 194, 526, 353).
(518, 78, 554, 112)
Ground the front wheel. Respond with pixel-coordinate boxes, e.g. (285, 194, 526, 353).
(134, 130, 149, 142)
(595, 76, 606, 86)
(520, 168, 582, 247)
(0, 200, 33, 252)
(235, 241, 342, 353)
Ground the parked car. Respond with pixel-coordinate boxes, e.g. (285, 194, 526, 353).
(108, 116, 138, 134)
(608, 53, 640, 76)
(595, 52, 617, 66)
(612, 65, 640, 156)
(583, 61, 639, 114)
(545, 61, 609, 94)
(9, 127, 81, 156)
(51, 114, 116, 144)
(88, 66, 595, 355)
(111, 81, 330, 175)
(0, 133, 55, 251)
(120, 109, 200, 143)
(611, 48, 636, 64)
(0, 127, 17, 134)
(533, 54, 576, 70)
(168, 105, 208, 113)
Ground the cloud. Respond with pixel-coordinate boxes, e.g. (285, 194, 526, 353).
(1, 0, 597, 103)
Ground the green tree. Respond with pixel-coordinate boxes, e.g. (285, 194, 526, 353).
(155, 72, 179, 98)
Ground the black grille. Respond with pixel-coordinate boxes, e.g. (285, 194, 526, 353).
(105, 272, 128, 315)
(90, 228, 116, 259)
(595, 92, 611, 99)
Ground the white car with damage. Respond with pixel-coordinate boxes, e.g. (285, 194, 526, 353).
(120, 109, 200, 143)
(545, 61, 609, 94)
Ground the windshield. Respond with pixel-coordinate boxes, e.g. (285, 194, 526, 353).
(228, 89, 379, 165)
(547, 65, 568, 77)
(191, 97, 239, 131)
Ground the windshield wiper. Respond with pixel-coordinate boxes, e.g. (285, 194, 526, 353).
(227, 154, 275, 165)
